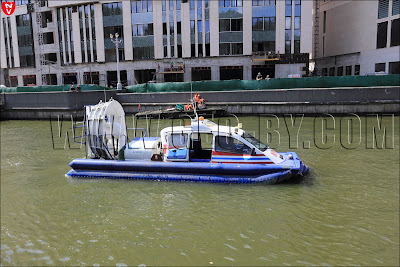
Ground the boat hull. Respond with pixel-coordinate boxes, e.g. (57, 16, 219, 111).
(66, 152, 309, 184)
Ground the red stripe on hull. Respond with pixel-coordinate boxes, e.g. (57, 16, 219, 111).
(212, 151, 265, 157)
(211, 161, 274, 164)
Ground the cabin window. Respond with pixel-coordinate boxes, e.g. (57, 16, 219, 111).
(242, 132, 268, 151)
(168, 133, 188, 149)
(215, 136, 252, 155)
(189, 133, 213, 161)
(191, 133, 213, 149)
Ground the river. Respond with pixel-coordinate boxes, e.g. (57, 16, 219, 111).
(1, 116, 399, 266)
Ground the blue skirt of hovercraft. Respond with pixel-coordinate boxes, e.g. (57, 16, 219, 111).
(66, 152, 309, 184)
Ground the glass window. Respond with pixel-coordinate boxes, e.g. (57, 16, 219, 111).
(220, 19, 230, 32)
(345, 65, 352, 75)
(231, 19, 242, 31)
(137, 0, 142, 12)
(242, 132, 268, 151)
(285, 30, 291, 41)
(377, 21, 388, 49)
(294, 17, 300, 30)
(133, 24, 138, 36)
(252, 18, 262, 31)
(294, 4, 301, 16)
(285, 3, 292, 16)
(219, 43, 230, 55)
(170, 0, 173, 11)
(264, 17, 270, 30)
(337, 66, 343, 76)
(375, 63, 386, 72)
(190, 0, 195, 10)
(285, 17, 291, 30)
(393, 0, 400, 15)
(162, 0, 166, 11)
(378, 0, 389, 19)
(170, 22, 174, 35)
(329, 67, 335, 76)
(163, 23, 167, 35)
(198, 20, 202, 33)
(294, 40, 300, 53)
(148, 23, 154, 35)
(190, 20, 195, 33)
(285, 40, 291, 54)
(232, 43, 243, 54)
(390, 18, 399, 47)
(389, 61, 400, 74)
(215, 136, 252, 155)
(355, 65, 360, 75)
(177, 22, 181, 34)
(143, 24, 149, 35)
(116, 2, 122, 15)
(176, 0, 180, 10)
(169, 134, 188, 149)
(220, 0, 242, 7)
(270, 17, 276, 30)
(143, 0, 148, 12)
(294, 29, 300, 40)
(137, 24, 143, 36)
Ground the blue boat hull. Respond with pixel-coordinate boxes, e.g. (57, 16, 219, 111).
(66, 152, 309, 184)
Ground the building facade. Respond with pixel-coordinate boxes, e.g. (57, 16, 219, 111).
(0, 0, 312, 87)
(313, 0, 400, 76)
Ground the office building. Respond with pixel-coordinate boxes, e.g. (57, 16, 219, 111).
(313, 0, 400, 76)
(1, 0, 312, 87)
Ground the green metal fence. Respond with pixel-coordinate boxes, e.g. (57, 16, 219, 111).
(0, 84, 110, 93)
(126, 75, 400, 93)
(2, 75, 398, 93)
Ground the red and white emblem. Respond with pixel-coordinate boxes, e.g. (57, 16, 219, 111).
(2, 2, 15, 16)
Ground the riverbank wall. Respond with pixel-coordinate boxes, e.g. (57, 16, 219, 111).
(0, 90, 118, 120)
(119, 86, 400, 115)
(1, 85, 399, 120)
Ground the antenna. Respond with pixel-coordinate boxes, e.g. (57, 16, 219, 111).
(190, 82, 198, 121)
(190, 82, 193, 102)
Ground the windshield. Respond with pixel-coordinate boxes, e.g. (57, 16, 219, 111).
(242, 132, 269, 152)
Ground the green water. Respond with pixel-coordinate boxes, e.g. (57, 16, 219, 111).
(1, 116, 399, 266)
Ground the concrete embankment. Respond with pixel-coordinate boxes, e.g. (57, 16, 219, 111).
(0, 90, 118, 120)
(119, 86, 400, 115)
(1, 86, 399, 120)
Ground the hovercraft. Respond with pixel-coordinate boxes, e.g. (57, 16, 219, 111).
(66, 99, 309, 184)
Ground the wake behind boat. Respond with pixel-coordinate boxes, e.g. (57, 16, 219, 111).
(66, 98, 309, 184)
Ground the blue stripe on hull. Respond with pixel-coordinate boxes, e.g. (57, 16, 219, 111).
(66, 169, 293, 184)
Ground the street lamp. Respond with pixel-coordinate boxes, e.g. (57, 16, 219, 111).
(110, 33, 123, 90)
